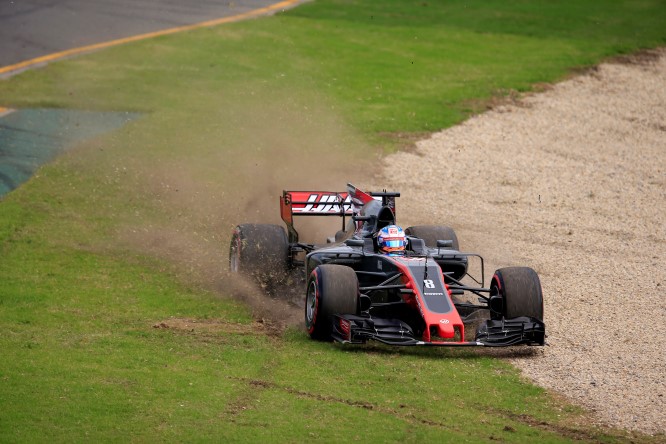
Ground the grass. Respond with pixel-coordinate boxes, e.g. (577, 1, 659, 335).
(1, 1, 664, 144)
(1, 0, 665, 441)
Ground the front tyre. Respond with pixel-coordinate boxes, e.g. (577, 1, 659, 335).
(305, 265, 359, 341)
(489, 267, 543, 321)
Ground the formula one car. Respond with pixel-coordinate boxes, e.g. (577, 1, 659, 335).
(230, 184, 545, 347)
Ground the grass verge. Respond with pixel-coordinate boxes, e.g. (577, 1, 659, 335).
(1, 0, 665, 441)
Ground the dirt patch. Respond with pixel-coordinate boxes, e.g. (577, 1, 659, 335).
(152, 317, 277, 335)
(377, 131, 433, 153)
(610, 48, 664, 66)
(374, 48, 666, 435)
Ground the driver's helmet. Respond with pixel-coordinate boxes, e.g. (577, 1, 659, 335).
(377, 225, 407, 255)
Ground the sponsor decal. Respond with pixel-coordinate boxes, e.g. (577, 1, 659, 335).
(289, 191, 382, 214)
(424, 292, 444, 296)
(291, 193, 352, 214)
(399, 256, 423, 262)
(439, 319, 450, 324)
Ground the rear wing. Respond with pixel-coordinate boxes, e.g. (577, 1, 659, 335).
(280, 183, 399, 243)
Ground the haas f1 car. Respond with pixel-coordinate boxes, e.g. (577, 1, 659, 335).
(230, 184, 545, 347)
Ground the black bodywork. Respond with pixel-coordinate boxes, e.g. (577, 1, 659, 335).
(282, 185, 545, 347)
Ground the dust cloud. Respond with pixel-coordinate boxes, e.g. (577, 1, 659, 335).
(91, 92, 375, 325)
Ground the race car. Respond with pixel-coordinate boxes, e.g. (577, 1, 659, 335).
(229, 184, 545, 347)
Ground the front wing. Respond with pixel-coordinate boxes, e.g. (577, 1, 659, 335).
(331, 314, 545, 347)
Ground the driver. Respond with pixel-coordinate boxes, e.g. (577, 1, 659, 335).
(376, 225, 408, 256)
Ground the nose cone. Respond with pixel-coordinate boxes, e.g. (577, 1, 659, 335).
(427, 318, 464, 342)
(437, 320, 456, 339)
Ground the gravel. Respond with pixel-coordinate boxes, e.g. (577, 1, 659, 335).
(374, 49, 666, 435)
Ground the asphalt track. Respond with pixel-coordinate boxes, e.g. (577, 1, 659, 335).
(0, 0, 300, 75)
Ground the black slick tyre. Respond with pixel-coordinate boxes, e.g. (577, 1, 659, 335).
(405, 225, 460, 250)
(229, 224, 289, 287)
(305, 264, 359, 341)
(489, 267, 543, 321)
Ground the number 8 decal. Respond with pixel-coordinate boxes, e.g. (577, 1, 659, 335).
(424, 279, 435, 289)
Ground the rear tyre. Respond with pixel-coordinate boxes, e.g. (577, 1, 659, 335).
(229, 224, 289, 287)
(305, 265, 359, 341)
(489, 267, 543, 321)
(405, 225, 460, 250)
(407, 225, 466, 281)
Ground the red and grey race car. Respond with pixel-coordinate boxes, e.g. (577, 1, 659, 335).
(230, 184, 545, 347)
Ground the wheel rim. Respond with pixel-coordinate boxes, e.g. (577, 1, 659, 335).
(490, 281, 499, 298)
(305, 280, 317, 325)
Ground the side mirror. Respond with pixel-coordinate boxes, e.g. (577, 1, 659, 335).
(437, 240, 453, 248)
